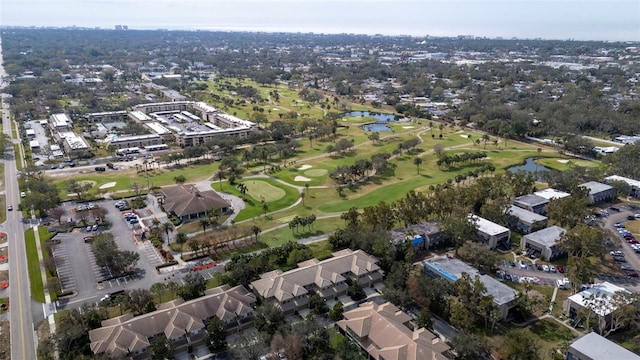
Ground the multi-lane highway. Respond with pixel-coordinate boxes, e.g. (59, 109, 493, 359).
(0, 36, 37, 360)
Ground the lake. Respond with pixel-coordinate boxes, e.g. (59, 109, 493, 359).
(361, 123, 392, 132)
(507, 157, 551, 179)
(342, 111, 396, 123)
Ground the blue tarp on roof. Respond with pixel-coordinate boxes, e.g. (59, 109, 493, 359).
(424, 262, 458, 282)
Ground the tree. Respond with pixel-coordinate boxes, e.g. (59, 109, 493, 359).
(175, 232, 188, 256)
(237, 183, 248, 200)
(125, 289, 156, 315)
(413, 157, 423, 174)
(255, 302, 286, 336)
(199, 218, 210, 234)
(261, 200, 269, 217)
(251, 225, 261, 242)
(300, 190, 306, 206)
(49, 206, 68, 225)
(177, 273, 207, 300)
(65, 179, 92, 200)
(150, 282, 167, 304)
(451, 332, 491, 360)
(502, 329, 541, 360)
(173, 174, 186, 185)
(482, 133, 490, 149)
(416, 307, 433, 330)
(441, 212, 477, 256)
(150, 335, 174, 360)
(329, 301, 344, 321)
(161, 222, 173, 244)
(230, 333, 268, 360)
(205, 317, 227, 352)
(457, 242, 497, 274)
(347, 282, 366, 301)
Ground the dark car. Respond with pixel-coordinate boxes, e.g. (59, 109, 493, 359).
(556, 265, 565, 273)
(628, 215, 636, 221)
(536, 264, 543, 271)
(95, 167, 106, 172)
(610, 206, 621, 212)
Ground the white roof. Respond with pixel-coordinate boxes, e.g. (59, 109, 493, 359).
(570, 332, 640, 360)
(534, 188, 571, 200)
(145, 122, 171, 135)
(469, 214, 509, 236)
(568, 282, 630, 316)
(605, 175, 640, 189)
(580, 181, 613, 194)
(524, 226, 566, 248)
(29, 140, 40, 147)
(51, 113, 70, 127)
(129, 110, 152, 121)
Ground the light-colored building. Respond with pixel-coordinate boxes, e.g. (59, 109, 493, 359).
(533, 188, 571, 201)
(128, 110, 153, 122)
(48, 113, 72, 131)
(579, 181, 616, 204)
(337, 302, 452, 360)
(520, 226, 566, 261)
(424, 256, 518, 320)
(85, 110, 129, 123)
(250, 249, 383, 315)
(564, 282, 632, 330)
(605, 175, 640, 198)
(162, 184, 231, 222)
(58, 131, 90, 156)
(507, 205, 548, 234)
(89, 284, 256, 360)
(469, 214, 511, 249)
(567, 332, 640, 360)
(513, 194, 549, 215)
(107, 134, 163, 151)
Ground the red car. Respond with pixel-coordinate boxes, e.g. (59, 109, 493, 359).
(556, 265, 565, 273)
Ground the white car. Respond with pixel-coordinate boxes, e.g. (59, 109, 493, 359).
(20, 191, 26, 198)
(542, 265, 550, 272)
(549, 265, 557, 273)
(519, 260, 527, 270)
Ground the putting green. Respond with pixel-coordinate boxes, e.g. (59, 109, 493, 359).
(244, 180, 286, 202)
(304, 169, 328, 177)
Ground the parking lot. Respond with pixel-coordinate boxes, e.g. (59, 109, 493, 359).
(53, 197, 226, 310)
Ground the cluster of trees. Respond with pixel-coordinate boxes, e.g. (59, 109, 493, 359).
(184, 225, 256, 258)
(288, 214, 317, 234)
(330, 152, 395, 187)
(90, 234, 140, 277)
(436, 151, 489, 169)
(223, 241, 314, 287)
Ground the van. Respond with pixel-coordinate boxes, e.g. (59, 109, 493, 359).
(95, 167, 106, 172)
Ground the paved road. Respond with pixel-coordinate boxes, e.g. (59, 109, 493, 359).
(1, 34, 38, 360)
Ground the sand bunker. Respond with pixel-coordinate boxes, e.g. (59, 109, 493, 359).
(294, 176, 312, 182)
(298, 165, 312, 170)
(460, 134, 469, 138)
(402, 126, 415, 129)
(99, 182, 117, 189)
(557, 159, 570, 164)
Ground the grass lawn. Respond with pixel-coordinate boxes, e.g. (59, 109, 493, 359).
(38, 227, 56, 301)
(307, 240, 333, 260)
(243, 179, 286, 202)
(230, 178, 299, 222)
(528, 318, 577, 354)
(13, 144, 23, 170)
(24, 229, 45, 303)
(261, 216, 342, 247)
(536, 157, 601, 171)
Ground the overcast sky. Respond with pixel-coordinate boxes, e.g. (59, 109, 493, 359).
(2, 0, 639, 41)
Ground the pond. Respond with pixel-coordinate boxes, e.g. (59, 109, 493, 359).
(507, 157, 551, 179)
(342, 111, 397, 123)
(361, 123, 392, 132)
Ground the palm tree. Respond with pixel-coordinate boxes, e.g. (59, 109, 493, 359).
(305, 182, 310, 196)
(261, 200, 269, 217)
(237, 183, 248, 200)
(216, 170, 225, 191)
(199, 218, 210, 234)
(175, 232, 188, 256)
(413, 157, 423, 174)
(251, 226, 261, 242)
(300, 191, 306, 206)
(162, 222, 173, 244)
(482, 134, 490, 149)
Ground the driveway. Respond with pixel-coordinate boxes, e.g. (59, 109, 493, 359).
(601, 204, 640, 292)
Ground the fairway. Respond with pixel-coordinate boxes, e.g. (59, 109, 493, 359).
(243, 180, 286, 202)
(305, 169, 328, 177)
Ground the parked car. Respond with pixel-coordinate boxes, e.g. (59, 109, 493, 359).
(84, 236, 94, 243)
(95, 167, 106, 172)
(610, 250, 624, 257)
(20, 192, 26, 198)
(610, 207, 621, 212)
(556, 265, 565, 273)
(635, 214, 640, 219)
(7, 205, 12, 211)
(549, 265, 557, 273)
(628, 215, 636, 221)
(614, 222, 624, 228)
(91, 224, 99, 231)
(536, 264, 543, 271)
(542, 265, 550, 272)
(613, 256, 627, 263)
(85, 226, 92, 232)
(519, 260, 527, 270)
